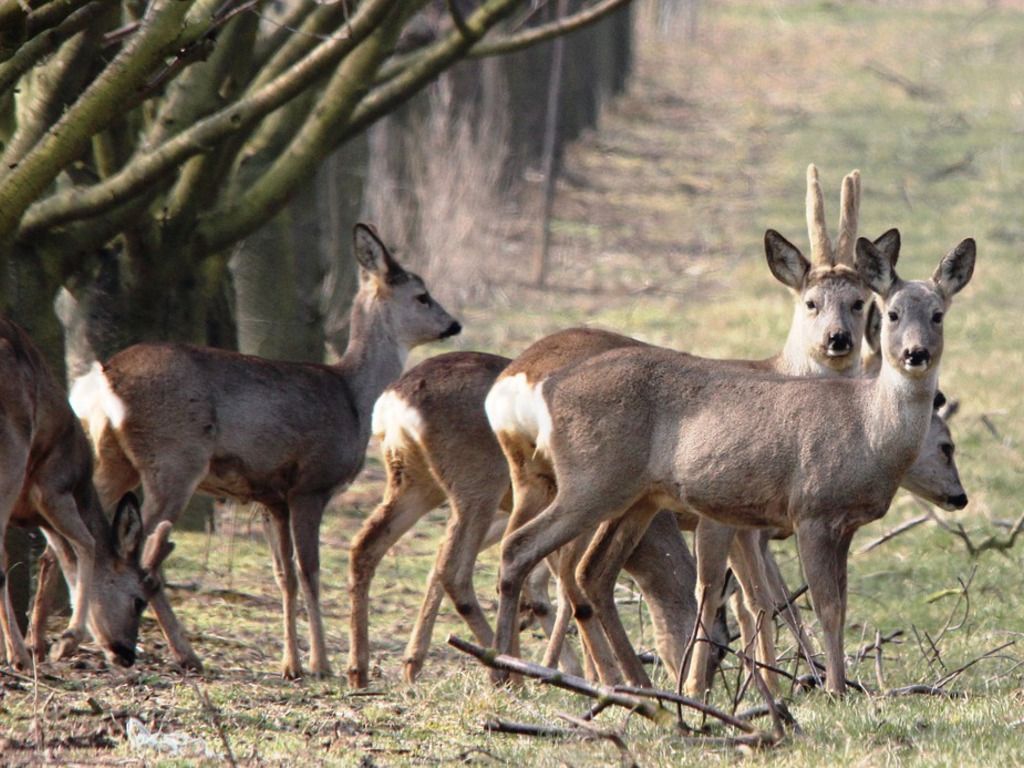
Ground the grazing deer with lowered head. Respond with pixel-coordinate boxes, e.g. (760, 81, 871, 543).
(65, 224, 460, 678)
(485, 166, 877, 687)
(0, 317, 172, 669)
(488, 234, 975, 695)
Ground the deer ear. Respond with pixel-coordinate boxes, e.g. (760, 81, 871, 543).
(112, 492, 144, 562)
(932, 238, 976, 299)
(871, 228, 901, 267)
(764, 229, 810, 291)
(353, 223, 400, 280)
(856, 235, 898, 298)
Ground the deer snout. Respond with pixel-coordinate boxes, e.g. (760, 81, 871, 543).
(107, 642, 138, 667)
(945, 492, 968, 510)
(440, 320, 462, 339)
(902, 347, 931, 370)
(825, 330, 853, 357)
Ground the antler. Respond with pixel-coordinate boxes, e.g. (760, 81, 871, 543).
(805, 164, 833, 266)
(834, 169, 861, 267)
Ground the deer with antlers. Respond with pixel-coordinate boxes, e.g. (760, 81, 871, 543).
(487, 230, 975, 695)
(0, 317, 173, 670)
(61, 224, 460, 678)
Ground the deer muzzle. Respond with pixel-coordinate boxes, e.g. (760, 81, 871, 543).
(901, 347, 931, 371)
(825, 330, 853, 357)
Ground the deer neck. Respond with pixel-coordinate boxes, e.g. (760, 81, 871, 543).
(333, 294, 409, 438)
(865, 361, 937, 457)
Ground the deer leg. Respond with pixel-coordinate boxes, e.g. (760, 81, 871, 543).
(796, 520, 853, 696)
(577, 501, 661, 688)
(33, 490, 95, 662)
(758, 533, 817, 675)
(288, 495, 329, 678)
(349, 474, 446, 687)
(623, 508, 699, 684)
(550, 534, 623, 685)
(685, 518, 736, 698)
(527, 559, 585, 677)
(25, 544, 64, 660)
(138, 478, 204, 671)
(0, 524, 32, 670)
(729, 529, 780, 695)
(428, 486, 504, 657)
(262, 508, 302, 679)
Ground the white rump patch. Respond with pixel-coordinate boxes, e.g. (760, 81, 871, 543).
(484, 373, 543, 440)
(372, 390, 424, 450)
(533, 381, 555, 460)
(69, 362, 126, 446)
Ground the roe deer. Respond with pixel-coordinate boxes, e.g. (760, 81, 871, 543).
(486, 166, 875, 687)
(489, 235, 975, 696)
(66, 224, 460, 678)
(0, 317, 172, 669)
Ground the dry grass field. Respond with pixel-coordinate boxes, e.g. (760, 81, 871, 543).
(3, 1, 1024, 765)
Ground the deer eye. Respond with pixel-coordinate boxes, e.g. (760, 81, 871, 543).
(932, 311, 944, 324)
(134, 597, 147, 615)
(805, 300, 817, 311)
(852, 299, 865, 312)
(416, 294, 432, 306)
(941, 444, 954, 462)
(887, 311, 899, 322)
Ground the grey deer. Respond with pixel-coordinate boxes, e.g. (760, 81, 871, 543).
(488, 234, 975, 695)
(0, 317, 172, 669)
(65, 224, 460, 678)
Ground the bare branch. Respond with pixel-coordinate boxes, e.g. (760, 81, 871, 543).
(856, 514, 930, 555)
(469, 0, 634, 58)
(447, 634, 763, 734)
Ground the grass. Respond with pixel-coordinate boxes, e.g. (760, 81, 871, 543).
(3, 0, 1024, 764)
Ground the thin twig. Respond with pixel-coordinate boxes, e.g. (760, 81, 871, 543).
(556, 714, 638, 768)
(187, 678, 237, 767)
(933, 641, 1017, 689)
(856, 514, 929, 555)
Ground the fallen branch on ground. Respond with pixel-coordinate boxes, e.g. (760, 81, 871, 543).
(447, 634, 772, 740)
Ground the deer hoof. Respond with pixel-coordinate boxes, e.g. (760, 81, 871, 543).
(49, 631, 80, 662)
(25, 633, 49, 662)
(174, 651, 204, 673)
(347, 667, 369, 689)
(402, 658, 424, 684)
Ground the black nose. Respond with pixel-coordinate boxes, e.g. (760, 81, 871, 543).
(948, 493, 968, 510)
(440, 321, 462, 339)
(110, 642, 137, 667)
(903, 347, 931, 368)
(827, 331, 852, 354)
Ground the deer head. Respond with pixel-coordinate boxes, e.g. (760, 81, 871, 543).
(84, 494, 175, 667)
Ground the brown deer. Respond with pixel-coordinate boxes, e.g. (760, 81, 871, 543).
(63, 223, 460, 678)
(0, 317, 172, 669)
(488, 234, 975, 695)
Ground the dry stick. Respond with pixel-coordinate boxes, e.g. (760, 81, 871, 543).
(933, 640, 1017, 689)
(557, 714, 638, 768)
(856, 514, 930, 555)
(873, 629, 887, 692)
(447, 635, 758, 734)
(853, 630, 905, 663)
(187, 677, 238, 768)
(676, 587, 709, 729)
